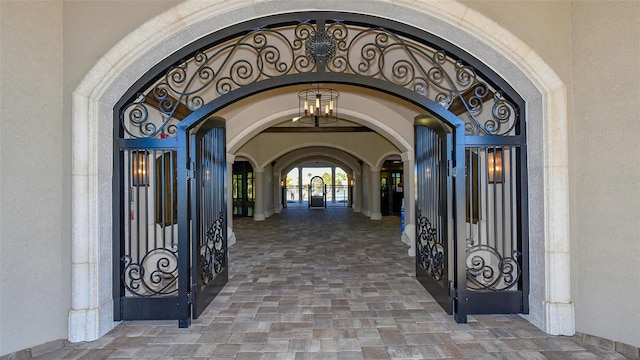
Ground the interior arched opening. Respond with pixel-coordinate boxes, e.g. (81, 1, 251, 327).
(220, 83, 422, 229)
(278, 155, 355, 209)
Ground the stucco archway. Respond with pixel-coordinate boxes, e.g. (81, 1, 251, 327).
(71, 0, 572, 342)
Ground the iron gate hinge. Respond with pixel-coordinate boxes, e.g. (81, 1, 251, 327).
(447, 160, 456, 178)
(187, 292, 193, 304)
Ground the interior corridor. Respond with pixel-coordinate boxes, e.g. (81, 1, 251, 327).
(38, 209, 626, 359)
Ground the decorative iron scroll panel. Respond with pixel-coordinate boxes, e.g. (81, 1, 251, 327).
(464, 146, 522, 292)
(115, 148, 183, 321)
(122, 149, 179, 298)
(192, 122, 228, 318)
(414, 125, 451, 313)
(120, 19, 519, 140)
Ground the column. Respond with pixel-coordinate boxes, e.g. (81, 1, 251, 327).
(298, 167, 303, 204)
(347, 174, 353, 209)
(274, 172, 282, 214)
(370, 168, 382, 220)
(253, 167, 265, 221)
(401, 151, 415, 255)
(280, 175, 287, 210)
(226, 153, 236, 246)
(331, 166, 336, 203)
(352, 171, 361, 213)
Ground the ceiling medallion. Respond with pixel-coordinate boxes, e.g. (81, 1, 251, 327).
(305, 29, 337, 63)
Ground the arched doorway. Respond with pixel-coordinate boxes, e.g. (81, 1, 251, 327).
(276, 149, 360, 211)
(71, 1, 573, 342)
(112, 11, 528, 328)
(379, 157, 404, 216)
(232, 160, 255, 217)
(308, 176, 326, 208)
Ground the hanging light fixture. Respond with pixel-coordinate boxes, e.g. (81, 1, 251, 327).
(293, 85, 339, 127)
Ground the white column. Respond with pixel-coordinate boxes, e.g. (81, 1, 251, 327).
(370, 168, 382, 220)
(226, 153, 236, 247)
(347, 174, 353, 209)
(274, 172, 282, 214)
(401, 151, 415, 255)
(331, 167, 336, 203)
(298, 167, 303, 204)
(253, 167, 265, 221)
(352, 171, 361, 213)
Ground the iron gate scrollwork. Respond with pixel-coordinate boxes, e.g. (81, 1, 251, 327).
(466, 244, 520, 291)
(120, 16, 520, 141)
(122, 248, 178, 297)
(463, 145, 527, 305)
(114, 12, 528, 327)
(200, 211, 225, 284)
(417, 211, 445, 281)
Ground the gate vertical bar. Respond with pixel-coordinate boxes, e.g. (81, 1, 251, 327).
(453, 125, 468, 323)
(517, 145, 530, 313)
(177, 130, 192, 328)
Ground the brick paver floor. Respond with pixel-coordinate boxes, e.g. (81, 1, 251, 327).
(35, 208, 629, 359)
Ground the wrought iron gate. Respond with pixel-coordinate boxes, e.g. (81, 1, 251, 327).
(116, 146, 183, 320)
(190, 117, 228, 318)
(114, 11, 528, 326)
(415, 112, 529, 322)
(462, 143, 529, 315)
(415, 117, 454, 315)
(114, 120, 228, 325)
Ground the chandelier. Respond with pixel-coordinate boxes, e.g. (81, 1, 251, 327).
(293, 86, 339, 127)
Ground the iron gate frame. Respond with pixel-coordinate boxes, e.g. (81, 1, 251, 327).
(414, 117, 455, 317)
(113, 11, 528, 327)
(189, 117, 228, 321)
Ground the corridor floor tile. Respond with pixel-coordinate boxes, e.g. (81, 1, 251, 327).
(33, 208, 630, 359)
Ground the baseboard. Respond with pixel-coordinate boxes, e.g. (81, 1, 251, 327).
(572, 332, 640, 359)
(0, 339, 67, 360)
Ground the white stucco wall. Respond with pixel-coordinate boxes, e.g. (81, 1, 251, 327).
(570, 1, 640, 347)
(0, 1, 68, 355)
(0, 0, 180, 356)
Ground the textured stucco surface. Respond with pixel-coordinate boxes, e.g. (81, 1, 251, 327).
(0, 1, 67, 355)
(570, 1, 640, 347)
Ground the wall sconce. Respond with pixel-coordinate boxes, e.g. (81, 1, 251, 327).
(131, 150, 149, 186)
(487, 148, 503, 184)
(281, 180, 286, 188)
(350, 179, 355, 186)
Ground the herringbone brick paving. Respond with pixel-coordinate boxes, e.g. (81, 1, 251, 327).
(35, 208, 629, 359)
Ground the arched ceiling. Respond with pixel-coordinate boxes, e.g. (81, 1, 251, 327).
(273, 146, 363, 177)
(216, 84, 426, 155)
